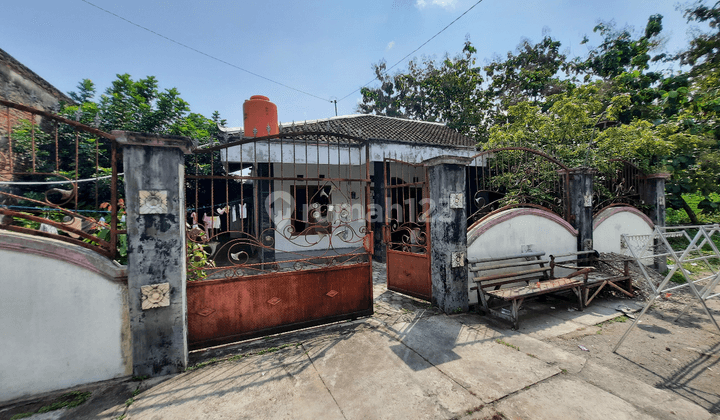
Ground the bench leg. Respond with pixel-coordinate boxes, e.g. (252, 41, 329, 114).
(511, 298, 524, 330)
(477, 288, 490, 314)
(574, 286, 584, 311)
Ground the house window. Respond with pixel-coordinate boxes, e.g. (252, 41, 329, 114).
(292, 184, 331, 235)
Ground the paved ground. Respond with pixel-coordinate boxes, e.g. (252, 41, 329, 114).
(2, 262, 718, 420)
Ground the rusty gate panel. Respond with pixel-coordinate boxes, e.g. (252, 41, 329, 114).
(383, 158, 431, 301)
(187, 262, 372, 349)
(386, 250, 431, 300)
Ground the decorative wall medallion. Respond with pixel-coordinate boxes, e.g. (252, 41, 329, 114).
(141, 283, 170, 310)
(451, 252, 466, 268)
(197, 307, 216, 317)
(267, 297, 281, 306)
(326, 290, 339, 298)
(583, 193, 593, 207)
(139, 190, 168, 214)
(450, 193, 464, 209)
(658, 196, 665, 207)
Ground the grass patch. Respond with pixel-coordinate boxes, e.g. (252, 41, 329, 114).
(186, 343, 301, 371)
(666, 193, 720, 225)
(560, 368, 568, 375)
(495, 339, 519, 351)
(187, 357, 220, 371)
(11, 391, 92, 419)
(125, 397, 134, 407)
(597, 315, 629, 327)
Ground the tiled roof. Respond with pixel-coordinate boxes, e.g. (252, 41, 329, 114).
(279, 114, 476, 147)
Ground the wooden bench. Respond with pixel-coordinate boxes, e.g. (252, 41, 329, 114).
(469, 251, 591, 329)
(550, 251, 634, 306)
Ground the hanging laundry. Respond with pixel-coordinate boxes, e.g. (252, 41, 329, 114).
(202, 213, 212, 237)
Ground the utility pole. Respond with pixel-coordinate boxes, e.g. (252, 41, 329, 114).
(333, 100, 338, 116)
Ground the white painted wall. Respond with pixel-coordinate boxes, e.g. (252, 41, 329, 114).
(270, 163, 367, 255)
(593, 206, 654, 258)
(0, 234, 131, 403)
(223, 139, 477, 165)
(466, 208, 578, 305)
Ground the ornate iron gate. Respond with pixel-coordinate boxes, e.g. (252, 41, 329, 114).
(185, 128, 373, 349)
(466, 147, 571, 228)
(0, 99, 122, 260)
(382, 158, 431, 301)
(593, 159, 647, 215)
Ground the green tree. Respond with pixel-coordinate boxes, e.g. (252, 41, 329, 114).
(358, 41, 487, 136)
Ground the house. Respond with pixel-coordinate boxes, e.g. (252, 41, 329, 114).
(0, 47, 74, 126)
(211, 96, 479, 264)
(0, 48, 75, 177)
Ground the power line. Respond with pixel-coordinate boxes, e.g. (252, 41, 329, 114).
(338, 0, 486, 102)
(80, 0, 332, 103)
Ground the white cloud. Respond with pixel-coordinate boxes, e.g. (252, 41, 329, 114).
(386, 41, 395, 50)
(415, 0, 457, 9)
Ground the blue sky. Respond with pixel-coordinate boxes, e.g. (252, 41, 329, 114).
(1, 0, 698, 128)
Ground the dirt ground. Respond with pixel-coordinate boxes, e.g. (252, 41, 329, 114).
(545, 259, 720, 415)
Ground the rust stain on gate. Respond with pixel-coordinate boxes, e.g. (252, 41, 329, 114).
(383, 158, 431, 301)
(188, 263, 372, 349)
(186, 125, 373, 348)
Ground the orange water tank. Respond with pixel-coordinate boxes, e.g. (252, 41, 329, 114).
(243, 95, 279, 137)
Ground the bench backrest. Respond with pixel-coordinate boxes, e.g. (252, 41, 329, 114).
(468, 252, 551, 290)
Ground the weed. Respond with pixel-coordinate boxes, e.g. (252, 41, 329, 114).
(401, 307, 412, 314)
(118, 415, 127, 420)
(186, 357, 219, 371)
(131, 375, 149, 382)
(36, 391, 91, 414)
(560, 368, 568, 375)
(132, 388, 142, 397)
(597, 315, 629, 328)
(257, 347, 279, 355)
(452, 307, 464, 314)
(10, 413, 33, 420)
(495, 339, 519, 351)
(125, 398, 134, 407)
(525, 353, 538, 359)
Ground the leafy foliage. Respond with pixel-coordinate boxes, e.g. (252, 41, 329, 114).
(357, 3, 720, 223)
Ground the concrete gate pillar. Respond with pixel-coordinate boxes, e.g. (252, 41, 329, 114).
(424, 156, 472, 314)
(563, 168, 595, 252)
(114, 131, 195, 377)
(642, 173, 670, 272)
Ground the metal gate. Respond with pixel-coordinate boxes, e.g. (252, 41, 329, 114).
(383, 158, 431, 301)
(466, 147, 571, 227)
(186, 128, 373, 349)
(0, 99, 122, 260)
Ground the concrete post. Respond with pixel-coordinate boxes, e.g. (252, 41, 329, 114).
(372, 161, 386, 262)
(563, 168, 595, 252)
(424, 156, 472, 314)
(642, 173, 670, 272)
(114, 131, 195, 377)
